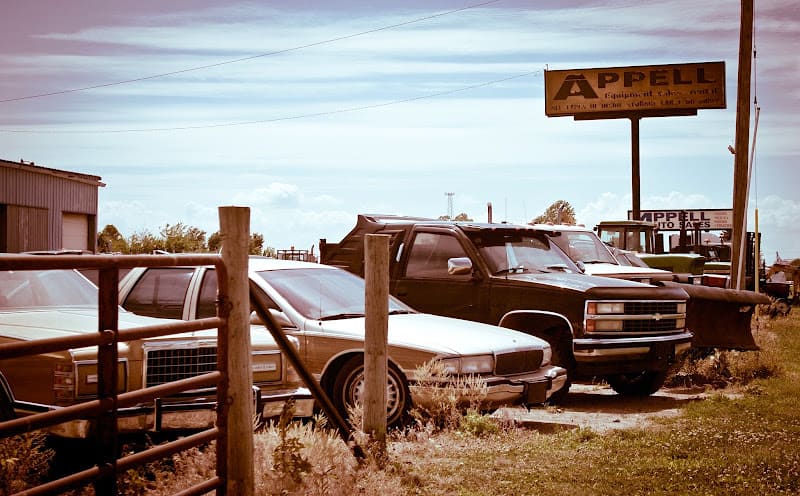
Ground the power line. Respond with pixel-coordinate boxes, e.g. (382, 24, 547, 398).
(0, 0, 502, 104)
(0, 69, 540, 134)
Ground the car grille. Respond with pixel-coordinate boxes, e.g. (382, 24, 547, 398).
(624, 301, 680, 315)
(494, 349, 543, 376)
(622, 319, 679, 333)
(145, 347, 218, 388)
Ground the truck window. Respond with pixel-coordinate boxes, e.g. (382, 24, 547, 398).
(405, 232, 470, 280)
(123, 267, 193, 319)
(598, 227, 622, 248)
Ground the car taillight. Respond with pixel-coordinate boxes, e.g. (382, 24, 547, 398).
(53, 363, 75, 403)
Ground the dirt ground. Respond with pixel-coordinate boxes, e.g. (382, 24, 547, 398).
(493, 383, 731, 433)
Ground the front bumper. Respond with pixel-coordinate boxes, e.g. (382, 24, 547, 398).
(410, 364, 568, 409)
(25, 386, 314, 439)
(572, 331, 693, 376)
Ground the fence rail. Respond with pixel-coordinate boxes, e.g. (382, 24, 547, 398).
(0, 252, 236, 495)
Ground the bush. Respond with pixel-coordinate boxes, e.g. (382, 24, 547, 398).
(667, 317, 781, 388)
(0, 431, 53, 494)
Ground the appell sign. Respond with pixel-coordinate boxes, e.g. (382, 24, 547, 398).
(629, 209, 734, 231)
(544, 61, 726, 117)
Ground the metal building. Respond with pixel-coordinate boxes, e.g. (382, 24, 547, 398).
(0, 159, 104, 253)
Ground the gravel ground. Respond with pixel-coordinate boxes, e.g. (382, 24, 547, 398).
(493, 383, 727, 433)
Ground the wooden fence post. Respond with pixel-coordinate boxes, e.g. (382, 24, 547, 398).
(363, 234, 389, 447)
(219, 206, 254, 496)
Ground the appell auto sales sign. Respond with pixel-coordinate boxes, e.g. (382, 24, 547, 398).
(544, 61, 726, 117)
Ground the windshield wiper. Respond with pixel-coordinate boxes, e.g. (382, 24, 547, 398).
(388, 309, 414, 315)
(318, 312, 365, 321)
(544, 264, 571, 272)
(493, 265, 528, 276)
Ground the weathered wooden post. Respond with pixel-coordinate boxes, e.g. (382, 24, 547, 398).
(363, 234, 390, 448)
(219, 206, 254, 496)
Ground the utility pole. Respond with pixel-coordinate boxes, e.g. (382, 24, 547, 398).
(730, 0, 754, 289)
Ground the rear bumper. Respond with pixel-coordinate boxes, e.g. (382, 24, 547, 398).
(23, 386, 314, 439)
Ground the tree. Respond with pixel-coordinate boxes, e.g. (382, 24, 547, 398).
(207, 231, 222, 253)
(531, 200, 576, 225)
(208, 230, 267, 255)
(97, 224, 128, 253)
(249, 232, 265, 255)
(438, 212, 472, 221)
(160, 223, 206, 253)
(127, 230, 163, 254)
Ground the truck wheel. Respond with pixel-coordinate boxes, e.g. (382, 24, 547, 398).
(607, 370, 668, 396)
(544, 331, 574, 404)
(332, 356, 410, 428)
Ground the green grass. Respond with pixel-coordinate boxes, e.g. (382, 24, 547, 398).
(386, 313, 800, 495)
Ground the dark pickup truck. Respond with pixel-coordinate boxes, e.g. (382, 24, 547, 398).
(321, 214, 693, 400)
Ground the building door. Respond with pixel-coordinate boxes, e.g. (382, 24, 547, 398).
(62, 212, 89, 250)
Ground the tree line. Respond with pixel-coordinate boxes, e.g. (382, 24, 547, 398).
(97, 223, 272, 256)
(95, 201, 577, 256)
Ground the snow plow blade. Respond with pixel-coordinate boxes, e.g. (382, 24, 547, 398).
(659, 281, 769, 350)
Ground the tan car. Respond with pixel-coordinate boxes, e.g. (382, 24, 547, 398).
(118, 257, 568, 427)
(0, 266, 312, 439)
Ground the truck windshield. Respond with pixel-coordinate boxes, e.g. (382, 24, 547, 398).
(555, 231, 618, 264)
(256, 267, 413, 321)
(0, 269, 98, 309)
(466, 230, 581, 275)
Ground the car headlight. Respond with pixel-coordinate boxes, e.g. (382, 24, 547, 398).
(542, 344, 552, 366)
(439, 355, 494, 375)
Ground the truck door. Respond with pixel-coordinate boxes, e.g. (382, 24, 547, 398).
(392, 230, 487, 324)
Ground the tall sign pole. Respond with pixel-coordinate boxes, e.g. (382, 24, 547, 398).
(730, 0, 754, 289)
(631, 116, 641, 220)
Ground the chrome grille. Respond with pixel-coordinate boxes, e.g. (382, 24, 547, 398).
(494, 349, 543, 376)
(622, 319, 679, 333)
(145, 347, 218, 388)
(624, 301, 679, 315)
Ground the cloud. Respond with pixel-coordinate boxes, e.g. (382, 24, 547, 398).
(232, 183, 302, 206)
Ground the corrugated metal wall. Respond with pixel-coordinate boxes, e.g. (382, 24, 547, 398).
(0, 163, 100, 252)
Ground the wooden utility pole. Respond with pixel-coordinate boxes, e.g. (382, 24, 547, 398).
(730, 0, 754, 289)
(363, 234, 389, 447)
(219, 206, 254, 496)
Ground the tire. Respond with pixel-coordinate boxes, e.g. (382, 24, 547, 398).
(331, 356, 410, 428)
(606, 370, 669, 396)
(544, 330, 574, 405)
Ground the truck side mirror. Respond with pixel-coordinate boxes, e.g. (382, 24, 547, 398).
(447, 257, 473, 276)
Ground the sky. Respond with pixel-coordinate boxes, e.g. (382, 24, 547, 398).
(1, 0, 798, 262)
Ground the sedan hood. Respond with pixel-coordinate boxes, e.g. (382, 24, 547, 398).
(310, 312, 547, 357)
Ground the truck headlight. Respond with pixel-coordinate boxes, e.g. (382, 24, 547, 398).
(587, 302, 625, 315)
(586, 319, 623, 332)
